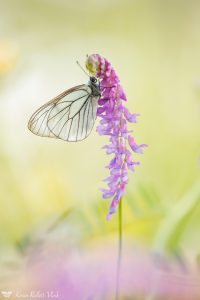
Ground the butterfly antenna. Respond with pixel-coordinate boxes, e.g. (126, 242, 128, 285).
(76, 61, 90, 77)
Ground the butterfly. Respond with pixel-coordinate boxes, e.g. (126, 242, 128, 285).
(28, 76, 101, 142)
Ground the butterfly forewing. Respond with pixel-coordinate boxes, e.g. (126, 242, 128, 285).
(28, 84, 99, 142)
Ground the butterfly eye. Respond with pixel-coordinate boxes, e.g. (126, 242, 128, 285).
(90, 76, 97, 83)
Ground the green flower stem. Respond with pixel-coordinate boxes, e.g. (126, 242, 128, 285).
(116, 199, 122, 300)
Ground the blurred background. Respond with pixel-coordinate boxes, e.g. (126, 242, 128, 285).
(0, 0, 200, 298)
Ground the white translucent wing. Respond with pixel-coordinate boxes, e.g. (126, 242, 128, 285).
(28, 84, 99, 142)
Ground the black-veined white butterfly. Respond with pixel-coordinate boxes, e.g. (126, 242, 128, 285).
(28, 76, 101, 142)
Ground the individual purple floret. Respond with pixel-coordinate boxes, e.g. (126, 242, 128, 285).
(86, 54, 147, 220)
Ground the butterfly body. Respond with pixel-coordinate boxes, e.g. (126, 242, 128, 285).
(28, 76, 101, 142)
(89, 76, 101, 97)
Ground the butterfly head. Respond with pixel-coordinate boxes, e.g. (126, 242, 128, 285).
(89, 76, 101, 97)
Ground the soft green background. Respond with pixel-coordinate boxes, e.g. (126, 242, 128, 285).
(0, 0, 200, 259)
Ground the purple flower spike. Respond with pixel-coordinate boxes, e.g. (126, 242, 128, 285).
(86, 54, 147, 220)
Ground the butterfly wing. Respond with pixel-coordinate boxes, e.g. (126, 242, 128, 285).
(28, 84, 99, 142)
